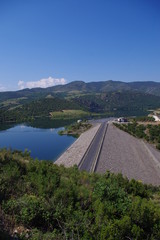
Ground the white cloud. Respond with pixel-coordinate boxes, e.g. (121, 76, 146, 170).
(18, 76, 67, 90)
(0, 84, 6, 92)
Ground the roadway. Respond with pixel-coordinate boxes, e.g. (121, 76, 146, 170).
(78, 121, 108, 172)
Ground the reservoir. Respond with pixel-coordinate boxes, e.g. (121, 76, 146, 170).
(0, 123, 76, 161)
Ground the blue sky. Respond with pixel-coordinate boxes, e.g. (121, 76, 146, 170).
(0, 0, 160, 91)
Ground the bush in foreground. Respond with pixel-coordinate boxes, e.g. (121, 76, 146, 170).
(0, 149, 160, 239)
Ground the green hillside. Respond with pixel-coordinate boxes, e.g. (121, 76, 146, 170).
(51, 80, 160, 96)
(72, 91, 160, 116)
(1, 80, 160, 123)
(0, 98, 82, 123)
(0, 149, 160, 239)
(1, 90, 160, 123)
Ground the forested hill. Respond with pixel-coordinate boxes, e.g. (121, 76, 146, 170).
(73, 91, 160, 115)
(52, 80, 160, 95)
(0, 98, 82, 123)
(1, 80, 160, 101)
(1, 80, 160, 122)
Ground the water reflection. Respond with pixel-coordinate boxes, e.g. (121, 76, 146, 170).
(0, 118, 76, 161)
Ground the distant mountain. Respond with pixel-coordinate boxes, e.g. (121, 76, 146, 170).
(48, 80, 131, 93)
(48, 80, 160, 95)
(128, 81, 160, 96)
(1, 80, 160, 122)
(1, 80, 160, 102)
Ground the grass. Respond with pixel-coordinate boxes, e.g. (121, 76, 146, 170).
(50, 109, 91, 119)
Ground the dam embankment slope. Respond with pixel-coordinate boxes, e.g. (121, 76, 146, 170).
(55, 123, 101, 167)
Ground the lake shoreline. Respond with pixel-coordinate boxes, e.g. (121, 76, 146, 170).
(55, 123, 101, 167)
(0, 123, 76, 161)
(58, 121, 92, 137)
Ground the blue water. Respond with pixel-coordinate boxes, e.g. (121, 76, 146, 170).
(0, 124, 76, 161)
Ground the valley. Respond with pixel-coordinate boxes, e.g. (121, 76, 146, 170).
(1, 80, 160, 239)
(1, 80, 160, 124)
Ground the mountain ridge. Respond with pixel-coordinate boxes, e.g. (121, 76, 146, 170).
(1, 80, 160, 100)
(1, 80, 160, 122)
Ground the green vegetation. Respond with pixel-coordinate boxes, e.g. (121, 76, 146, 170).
(50, 109, 91, 119)
(0, 98, 82, 123)
(131, 116, 155, 122)
(1, 80, 160, 100)
(0, 149, 160, 239)
(114, 122, 160, 150)
(1, 81, 160, 124)
(59, 121, 92, 137)
(73, 91, 160, 116)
